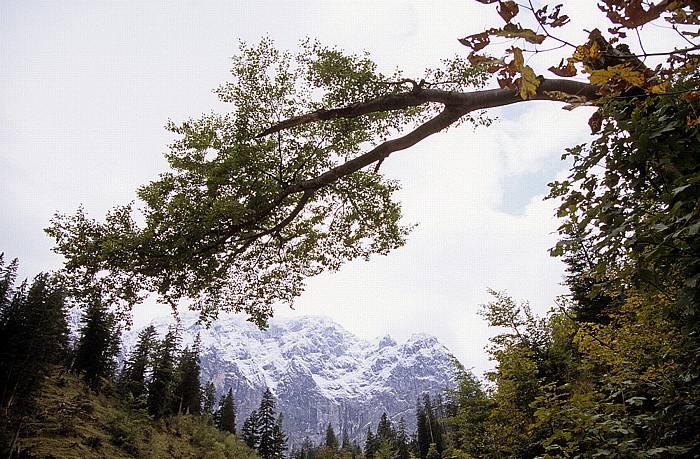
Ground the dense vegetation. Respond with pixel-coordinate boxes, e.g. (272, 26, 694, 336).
(0, 257, 261, 457)
(5, 0, 700, 457)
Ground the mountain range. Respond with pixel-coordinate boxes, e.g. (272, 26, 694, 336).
(121, 314, 458, 447)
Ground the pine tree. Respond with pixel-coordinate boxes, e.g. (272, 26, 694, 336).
(341, 428, 351, 451)
(217, 388, 236, 434)
(257, 388, 280, 459)
(147, 326, 179, 418)
(365, 428, 379, 459)
(242, 409, 259, 449)
(273, 413, 288, 459)
(395, 417, 410, 459)
(73, 300, 121, 390)
(325, 423, 338, 450)
(415, 401, 430, 459)
(120, 324, 157, 398)
(377, 412, 395, 444)
(173, 339, 202, 415)
(201, 380, 217, 418)
(0, 268, 68, 413)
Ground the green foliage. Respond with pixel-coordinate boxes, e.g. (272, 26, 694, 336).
(216, 388, 236, 434)
(550, 66, 700, 330)
(0, 261, 68, 415)
(73, 300, 121, 390)
(45, 37, 490, 326)
(8, 366, 257, 458)
(120, 324, 157, 398)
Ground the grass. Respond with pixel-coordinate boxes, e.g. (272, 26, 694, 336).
(8, 367, 258, 459)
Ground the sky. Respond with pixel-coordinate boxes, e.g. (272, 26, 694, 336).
(0, 1, 637, 377)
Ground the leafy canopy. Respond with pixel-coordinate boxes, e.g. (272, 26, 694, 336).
(47, 1, 700, 328)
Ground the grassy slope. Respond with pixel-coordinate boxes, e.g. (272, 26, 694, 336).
(12, 367, 258, 459)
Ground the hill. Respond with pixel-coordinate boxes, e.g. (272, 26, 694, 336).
(5, 366, 258, 459)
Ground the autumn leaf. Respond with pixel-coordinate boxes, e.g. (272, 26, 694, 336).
(494, 23, 546, 44)
(589, 110, 603, 134)
(589, 63, 645, 87)
(459, 31, 491, 51)
(687, 114, 700, 126)
(650, 80, 670, 94)
(549, 59, 578, 77)
(497, 1, 519, 23)
(512, 48, 540, 99)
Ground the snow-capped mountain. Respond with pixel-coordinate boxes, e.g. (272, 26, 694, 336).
(122, 314, 457, 446)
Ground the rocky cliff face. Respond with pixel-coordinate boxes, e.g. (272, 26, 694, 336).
(122, 314, 457, 447)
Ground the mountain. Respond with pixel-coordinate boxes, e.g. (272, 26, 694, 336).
(122, 314, 457, 447)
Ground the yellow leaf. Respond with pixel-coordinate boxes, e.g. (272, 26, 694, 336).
(589, 64, 645, 87)
(650, 80, 670, 94)
(519, 65, 540, 100)
(512, 48, 540, 100)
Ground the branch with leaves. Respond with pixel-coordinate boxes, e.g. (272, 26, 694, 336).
(47, 2, 699, 327)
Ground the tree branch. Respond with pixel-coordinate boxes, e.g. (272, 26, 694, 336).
(258, 78, 598, 137)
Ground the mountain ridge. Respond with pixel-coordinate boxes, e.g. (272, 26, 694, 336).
(122, 313, 458, 447)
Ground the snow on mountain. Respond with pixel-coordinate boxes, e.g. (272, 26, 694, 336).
(121, 313, 457, 447)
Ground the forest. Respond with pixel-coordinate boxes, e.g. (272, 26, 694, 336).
(3, 0, 700, 457)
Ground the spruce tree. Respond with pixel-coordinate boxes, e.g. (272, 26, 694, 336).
(73, 300, 121, 390)
(377, 412, 395, 444)
(257, 388, 280, 459)
(242, 409, 259, 449)
(120, 324, 157, 398)
(217, 388, 236, 434)
(147, 326, 179, 418)
(395, 418, 410, 459)
(201, 380, 217, 417)
(365, 428, 379, 459)
(0, 268, 68, 412)
(325, 422, 338, 450)
(272, 413, 288, 459)
(173, 342, 202, 415)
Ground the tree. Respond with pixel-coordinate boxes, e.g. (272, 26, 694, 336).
(120, 324, 157, 398)
(216, 388, 236, 434)
(365, 428, 379, 459)
(202, 380, 217, 418)
(173, 345, 202, 415)
(241, 409, 259, 449)
(73, 299, 121, 390)
(324, 422, 338, 451)
(47, 1, 700, 327)
(257, 388, 282, 459)
(0, 266, 68, 412)
(147, 326, 180, 418)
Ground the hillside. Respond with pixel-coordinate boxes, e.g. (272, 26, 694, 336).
(6, 366, 258, 459)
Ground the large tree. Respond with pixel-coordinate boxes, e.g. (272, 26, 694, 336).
(44, 1, 699, 327)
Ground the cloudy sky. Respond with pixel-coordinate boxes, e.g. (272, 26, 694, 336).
(0, 1, 644, 376)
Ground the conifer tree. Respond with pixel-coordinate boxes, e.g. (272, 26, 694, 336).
(73, 300, 121, 390)
(365, 428, 379, 459)
(324, 423, 338, 450)
(395, 418, 410, 459)
(257, 388, 282, 459)
(120, 324, 157, 398)
(217, 388, 236, 434)
(377, 412, 395, 445)
(273, 413, 288, 459)
(173, 339, 202, 415)
(242, 409, 259, 449)
(147, 326, 179, 418)
(341, 428, 351, 451)
(0, 267, 68, 412)
(201, 380, 217, 418)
